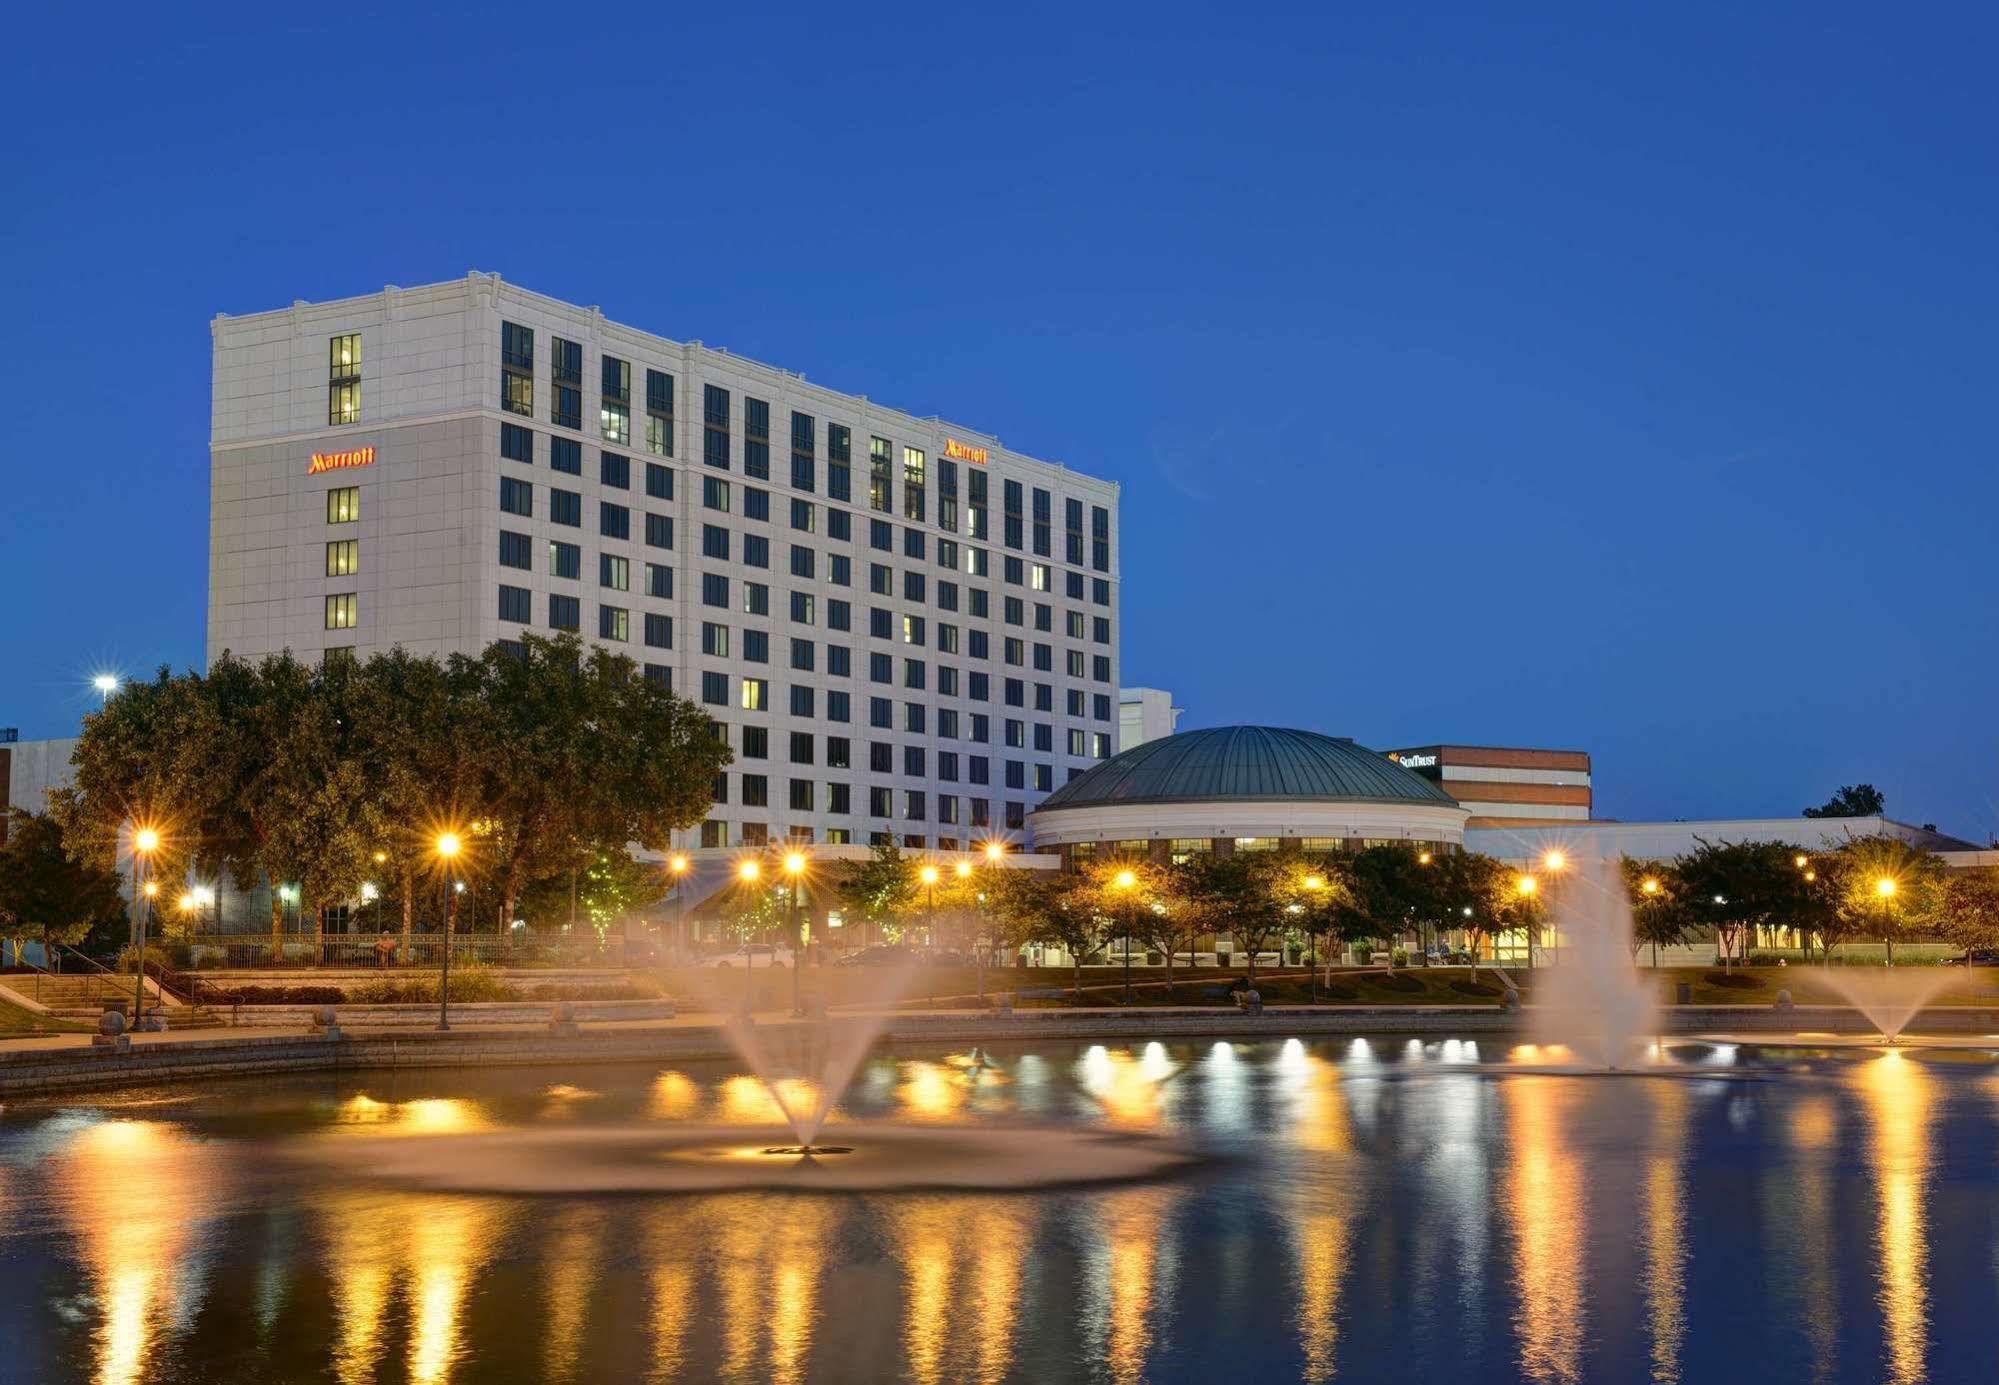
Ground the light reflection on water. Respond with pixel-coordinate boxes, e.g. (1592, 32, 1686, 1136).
(3, 1039, 1996, 1383)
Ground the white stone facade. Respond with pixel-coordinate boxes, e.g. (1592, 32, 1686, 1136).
(210, 273, 1121, 851)
(1117, 687, 1181, 751)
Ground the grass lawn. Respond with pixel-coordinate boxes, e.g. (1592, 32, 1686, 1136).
(0, 1006, 91, 1037)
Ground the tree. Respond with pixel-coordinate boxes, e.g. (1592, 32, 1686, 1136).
(991, 868, 1108, 996)
(0, 811, 129, 970)
(1433, 852, 1540, 977)
(518, 849, 670, 940)
(1266, 853, 1350, 993)
(1177, 850, 1287, 983)
(1803, 784, 1886, 819)
(1936, 868, 1999, 954)
(1675, 839, 1816, 967)
(1620, 858, 1693, 966)
(835, 843, 920, 948)
(1829, 834, 1945, 965)
(1339, 844, 1442, 968)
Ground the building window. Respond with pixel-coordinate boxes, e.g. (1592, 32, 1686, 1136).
(701, 672, 727, 706)
(644, 613, 672, 648)
(869, 436, 892, 512)
(600, 355, 631, 446)
(600, 501, 630, 540)
(744, 397, 770, 480)
(703, 384, 731, 470)
(601, 451, 630, 489)
(548, 594, 580, 631)
(646, 463, 673, 501)
(501, 321, 533, 417)
(741, 678, 768, 711)
(828, 424, 852, 501)
(644, 513, 672, 549)
(600, 553, 629, 591)
(599, 605, 629, 641)
(702, 573, 729, 607)
(325, 539, 357, 577)
(501, 423, 533, 465)
(498, 584, 531, 623)
(644, 663, 671, 688)
(646, 563, 673, 599)
(328, 334, 361, 425)
(646, 369, 674, 457)
(543, 437, 578, 475)
(324, 592, 357, 630)
(1092, 506, 1111, 572)
(902, 446, 926, 521)
(551, 489, 581, 527)
(499, 530, 531, 569)
(326, 487, 359, 524)
(499, 476, 532, 517)
(548, 540, 580, 579)
(702, 622, 730, 657)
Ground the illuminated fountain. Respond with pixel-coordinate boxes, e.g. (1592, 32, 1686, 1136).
(1531, 855, 1662, 1070)
(1816, 967, 1959, 1044)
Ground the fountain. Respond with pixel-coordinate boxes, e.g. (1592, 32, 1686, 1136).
(1531, 855, 1662, 1070)
(291, 956, 1202, 1193)
(1816, 966, 1959, 1043)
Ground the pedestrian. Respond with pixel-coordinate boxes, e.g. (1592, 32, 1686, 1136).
(373, 929, 396, 969)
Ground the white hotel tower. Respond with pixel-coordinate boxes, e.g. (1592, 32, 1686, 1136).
(209, 273, 1120, 854)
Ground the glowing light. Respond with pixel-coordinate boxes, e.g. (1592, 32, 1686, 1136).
(1805, 869, 1817, 882)
(738, 860, 761, 882)
(955, 860, 973, 879)
(434, 832, 461, 860)
(919, 864, 940, 886)
(1875, 877, 1898, 899)
(1418, 851, 1433, 865)
(360, 882, 379, 902)
(1517, 875, 1538, 896)
(782, 851, 807, 877)
(1303, 873, 1325, 891)
(133, 826, 160, 854)
(1642, 878, 1660, 895)
(1113, 869, 1137, 891)
(192, 886, 215, 906)
(141, 881, 159, 899)
(93, 673, 121, 695)
(984, 841, 1005, 862)
(1795, 854, 1809, 869)
(669, 853, 690, 874)
(177, 891, 196, 912)
(1542, 850, 1566, 871)
(372, 850, 387, 864)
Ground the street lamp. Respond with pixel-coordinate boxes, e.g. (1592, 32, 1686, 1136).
(1111, 868, 1138, 1006)
(668, 853, 690, 959)
(93, 674, 120, 705)
(130, 826, 161, 1028)
(1514, 873, 1538, 968)
(1642, 877, 1660, 895)
(434, 831, 462, 1031)
(783, 850, 808, 1015)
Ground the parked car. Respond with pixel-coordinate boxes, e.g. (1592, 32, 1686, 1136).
(695, 944, 792, 969)
(835, 945, 911, 967)
(1943, 949, 1999, 967)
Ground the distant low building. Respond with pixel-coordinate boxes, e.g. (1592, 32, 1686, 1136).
(1, 735, 78, 843)
(1118, 688, 1182, 752)
(1466, 815, 1983, 868)
(1383, 744, 1591, 827)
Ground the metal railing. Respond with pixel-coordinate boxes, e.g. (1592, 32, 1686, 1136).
(168, 932, 632, 970)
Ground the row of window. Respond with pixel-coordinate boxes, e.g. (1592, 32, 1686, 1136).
(707, 778, 1058, 818)
(495, 323, 1111, 570)
(694, 818, 1030, 849)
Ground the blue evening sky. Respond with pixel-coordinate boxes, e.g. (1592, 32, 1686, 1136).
(3, 4, 1994, 839)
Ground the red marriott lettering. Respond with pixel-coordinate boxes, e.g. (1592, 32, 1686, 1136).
(308, 446, 376, 475)
(943, 437, 988, 465)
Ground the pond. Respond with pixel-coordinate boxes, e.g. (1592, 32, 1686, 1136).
(3, 1036, 1996, 1383)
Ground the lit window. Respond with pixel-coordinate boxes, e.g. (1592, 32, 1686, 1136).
(326, 487, 360, 524)
(324, 593, 358, 630)
(742, 678, 769, 711)
(325, 540, 357, 577)
(1030, 563, 1050, 592)
(328, 334, 360, 424)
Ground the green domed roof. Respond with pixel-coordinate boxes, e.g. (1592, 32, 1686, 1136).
(1035, 726, 1460, 812)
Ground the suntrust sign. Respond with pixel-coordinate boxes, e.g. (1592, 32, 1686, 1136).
(308, 445, 376, 475)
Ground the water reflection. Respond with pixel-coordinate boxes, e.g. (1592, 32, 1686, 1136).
(319, 1191, 399, 1385)
(1279, 1047, 1354, 1381)
(1077, 1044, 1174, 1129)
(1641, 1082, 1691, 1385)
(886, 1196, 1032, 1385)
(1862, 1052, 1934, 1385)
(406, 1196, 508, 1385)
(705, 1194, 834, 1384)
(1504, 1079, 1586, 1384)
(1084, 1185, 1182, 1385)
(52, 1119, 224, 1385)
(542, 1203, 606, 1382)
(1780, 1093, 1839, 1383)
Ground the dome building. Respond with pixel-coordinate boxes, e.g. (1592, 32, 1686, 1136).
(1028, 725, 1469, 865)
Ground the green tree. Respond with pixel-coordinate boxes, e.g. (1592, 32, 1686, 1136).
(1829, 834, 1945, 964)
(835, 842, 920, 947)
(1936, 867, 1999, 954)
(1177, 850, 1288, 983)
(1431, 852, 1540, 977)
(1620, 857, 1693, 965)
(1338, 843, 1442, 967)
(519, 849, 670, 940)
(1803, 784, 1886, 818)
(0, 811, 129, 968)
(990, 868, 1107, 996)
(1675, 838, 1816, 967)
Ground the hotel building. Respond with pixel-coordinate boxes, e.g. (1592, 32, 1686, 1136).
(1382, 744, 1592, 828)
(210, 273, 1121, 854)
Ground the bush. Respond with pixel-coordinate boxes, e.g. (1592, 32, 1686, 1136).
(1391, 948, 1409, 967)
(212, 984, 346, 1005)
(350, 961, 519, 1005)
(1352, 944, 1374, 965)
(115, 944, 175, 975)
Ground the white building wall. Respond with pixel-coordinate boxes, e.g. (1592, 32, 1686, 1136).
(1117, 687, 1181, 751)
(1466, 815, 1973, 865)
(4, 737, 79, 816)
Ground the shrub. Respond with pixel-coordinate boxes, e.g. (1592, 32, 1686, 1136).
(349, 961, 519, 1005)
(1352, 944, 1374, 965)
(212, 984, 346, 1005)
(115, 945, 175, 975)
(1391, 948, 1409, 967)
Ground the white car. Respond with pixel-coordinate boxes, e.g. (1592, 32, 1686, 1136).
(694, 944, 795, 969)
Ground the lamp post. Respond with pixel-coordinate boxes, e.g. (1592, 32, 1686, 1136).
(1875, 876, 1898, 967)
(435, 832, 462, 1031)
(1539, 851, 1566, 963)
(93, 674, 119, 706)
(955, 859, 979, 1002)
(131, 827, 160, 1028)
(669, 853, 690, 960)
(737, 859, 761, 1011)
(784, 850, 808, 1015)
(918, 863, 940, 1006)
(1516, 873, 1538, 968)
(1302, 872, 1326, 1002)
(1112, 868, 1137, 1006)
